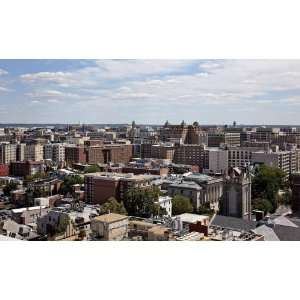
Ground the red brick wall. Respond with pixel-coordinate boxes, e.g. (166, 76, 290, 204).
(0, 164, 9, 176)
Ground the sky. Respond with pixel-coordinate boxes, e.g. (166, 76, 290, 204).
(1, 59, 300, 125)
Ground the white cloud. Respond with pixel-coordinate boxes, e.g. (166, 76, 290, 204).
(0, 86, 11, 92)
(0, 68, 8, 76)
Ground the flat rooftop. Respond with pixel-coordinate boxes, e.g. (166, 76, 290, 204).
(178, 213, 209, 224)
(93, 213, 128, 224)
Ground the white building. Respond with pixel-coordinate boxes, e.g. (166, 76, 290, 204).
(156, 196, 172, 217)
(252, 150, 295, 175)
(0, 143, 17, 164)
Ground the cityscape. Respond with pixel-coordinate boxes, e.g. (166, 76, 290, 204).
(1, 60, 300, 241)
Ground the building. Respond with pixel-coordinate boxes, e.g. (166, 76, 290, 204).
(85, 172, 157, 204)
(24, 144, 44, 161)
(11, 206, 49, 225)
(227, 147, 262, 168)
(10, 161, 45, 177)
(159, 121, 207, 145)
(252, 150, 296, 176)
(291, 173, 300, 214)
(173, 144, 206, 168)
(65, 146, 86, 165)
(151, 144, 175, 160)
(156, 196, 172, 217)
(0, 164, 9, 176)
(208, 132, 240, 147)
(16, 143, 26, 161)
(167, 173, 223, 210)
(219, 167, 252, 220)
(205, 147, 228, 174)
(0, 143, 17, 164)
(173, 213, 210, 236)
(90, 213, 129, 240)
(44, 143, 65, 163)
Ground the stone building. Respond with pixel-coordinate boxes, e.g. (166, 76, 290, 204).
(219, 167, 252, 220)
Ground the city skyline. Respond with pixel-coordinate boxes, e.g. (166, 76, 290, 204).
(1, 59, 300, 124)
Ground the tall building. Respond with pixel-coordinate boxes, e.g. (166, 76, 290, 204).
(65, 146, 87, 165)
(251, 150, 296, 176)
(173, 144, 207, 168)
(0, 143, 17, 164)
(44, 143, 65, 163)
(159, 121, 207, 145)
(205, 147, 228, 174)
(219, 168, 252, 220)
(208, 132, 240, 147)
(16, 143, 26, 161)
(24, 144, 44, 161)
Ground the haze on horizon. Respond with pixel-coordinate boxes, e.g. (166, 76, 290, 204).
(1, 59, 300, 125)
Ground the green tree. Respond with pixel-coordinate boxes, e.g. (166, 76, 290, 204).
(59, 175, 84, 195)
(101, 197, 128, 215)
(196, 202, 214, 217)
(252, 165, 286, 212)
(253, 198, 273, 215)
(124, 186, 162, 217)
(172, 195, 193, 215)
(3, 182, 18, 196)
(84, 165, 101, 173)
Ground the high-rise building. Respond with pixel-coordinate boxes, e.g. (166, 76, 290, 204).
(44, 143, 65, 163)
(24, 144, 44, 161)
(0, 143, 17, 164)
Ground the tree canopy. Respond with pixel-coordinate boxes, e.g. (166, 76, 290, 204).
(59, 175, 84, 195)
(3, 182, 18, 197)
(84, 165, 101, 173)
(172, 195, 193, 215)
(252, 198, 273, 215)
(124, 186, 162, 218)
(101, 197, 128, 215)
(252, 165, 286, 212)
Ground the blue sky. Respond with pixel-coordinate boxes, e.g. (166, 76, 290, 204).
(1, 59, 300, 124)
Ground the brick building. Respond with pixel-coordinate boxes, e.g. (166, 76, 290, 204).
(0, 164, 9, 176)
(10, 161, 45, 177)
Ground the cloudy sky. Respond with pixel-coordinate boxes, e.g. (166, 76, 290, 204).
(1, 59, 300, 124)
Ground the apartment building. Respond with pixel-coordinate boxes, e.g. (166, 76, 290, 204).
(205, 147, 228, 174)
(208, 132, 240, 147)
(252, 150, 296, 175)
(227, 147, 263, 168)
(24, 144, 44, 161)
(159, 121, 207, 145)
(84, 172, 157, 204)
(0, 143, 17, 164)
(173, 144, 207, 168)
(44, 143, 65, 163)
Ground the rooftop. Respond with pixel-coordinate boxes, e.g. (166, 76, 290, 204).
(93, 213, 128, 224)
(177, 213, 209, 224)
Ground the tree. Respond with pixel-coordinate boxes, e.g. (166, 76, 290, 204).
(252, 165, 286, 212)
(196, 202, 214, 217)
(59, 175, 84, 195)
(253, 198, 273, 215)
(3, 182, 18, 196)
(101, 197, 128, 215)
(124, 186, 162, 217)
(84, 165, 101, 173)
(172, 195, 193, 215)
